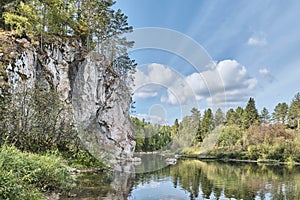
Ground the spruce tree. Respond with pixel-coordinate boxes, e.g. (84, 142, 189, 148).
(202, 108, 214, 134)
(242, 97, 259, 129)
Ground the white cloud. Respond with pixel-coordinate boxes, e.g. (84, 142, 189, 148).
(133, 113, 168, 125)
(134, 88, 158, 98)
(259, 68, 275, 83)
(133, 60, 258, 106)
(247, 32, 267, 46)
(247, 37, 267, 46)
(133, 63, 180, 99)
(259, 68, 269, 75)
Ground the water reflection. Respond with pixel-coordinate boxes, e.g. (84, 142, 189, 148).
(63, 158, 300, 200)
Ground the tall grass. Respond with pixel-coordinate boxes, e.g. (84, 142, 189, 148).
(0, 146, 74, 199)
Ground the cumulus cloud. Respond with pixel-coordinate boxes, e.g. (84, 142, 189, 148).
(133, 63, 179, 99)
(133, 60, 258, 106)
(185, 60, 258, 105)
(247, 33, 267, 46)
(259, 68, 275, 83)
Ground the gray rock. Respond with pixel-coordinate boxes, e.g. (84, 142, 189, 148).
(3, 38, 135, 165)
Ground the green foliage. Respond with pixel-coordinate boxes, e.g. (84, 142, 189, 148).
(3, 2, 39, 35)
(131, 117, 172, 152)
(201, 108, 214, 135)
(60, 145, 107, 169)
(131, 93, 300, 163)
(225, 108, 236, 125)
(214, 108, 225, 126)
(260, 107, 270, 123)
(242, 97, 259, 129)
(0, 169, 43, 200)
(0, 146, 73, 199)
(217, 125, 243, 150)
(1, 0, 136, 81)
(288, 93, 300, 129)
(272, 102, 288, 124)
(226, 107, 243, 127)
(0, 83, 78, 152)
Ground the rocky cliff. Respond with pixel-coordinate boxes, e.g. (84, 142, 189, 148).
(0, 32, 135, 165)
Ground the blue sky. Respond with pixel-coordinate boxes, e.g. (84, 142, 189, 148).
(115, 0, 300, 124)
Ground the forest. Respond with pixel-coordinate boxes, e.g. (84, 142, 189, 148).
(132, 94, 300, 162)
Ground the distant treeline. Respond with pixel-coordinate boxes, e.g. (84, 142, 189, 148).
(132, 93, 300, 162)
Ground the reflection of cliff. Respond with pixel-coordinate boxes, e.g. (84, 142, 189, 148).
(64, 163, 135, 200)
(64, 160, 300, 199)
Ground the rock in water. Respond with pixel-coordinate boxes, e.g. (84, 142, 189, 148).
(1, 34, 135, 165)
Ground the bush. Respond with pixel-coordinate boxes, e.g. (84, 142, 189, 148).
(0, 146, 73, 199)
(59, 146, 107, 169)
(0, 83, 79, 153)
(217, 125, 244, 150)
(0, 169, 43, 200)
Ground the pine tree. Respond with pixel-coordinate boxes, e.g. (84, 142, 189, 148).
(272, 102, 288, 124)
(288, 93, 300, 129)
(260, 107, 270, 123)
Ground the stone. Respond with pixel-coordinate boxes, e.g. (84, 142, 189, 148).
(2, 37, 135, 165)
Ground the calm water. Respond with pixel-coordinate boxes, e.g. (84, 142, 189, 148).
(63, 156, 300, 200)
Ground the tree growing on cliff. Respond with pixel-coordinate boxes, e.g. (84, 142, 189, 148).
(1, 0, 136, 84)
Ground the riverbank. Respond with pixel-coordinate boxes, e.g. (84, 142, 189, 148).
(180, 153, 300, 165)
(0, 145, 108, 200)
(135, 151, 300, 165)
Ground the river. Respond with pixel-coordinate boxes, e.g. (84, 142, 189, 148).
(62, 155, 300, 200)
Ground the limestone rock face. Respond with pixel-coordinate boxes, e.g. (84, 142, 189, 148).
(1, 35, 135, 164)
(72, 53, 136, 164)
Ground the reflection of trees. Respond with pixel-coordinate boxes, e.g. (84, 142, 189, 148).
(134, 159, 300, 200)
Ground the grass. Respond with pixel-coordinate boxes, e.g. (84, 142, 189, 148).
(0, 145, 74, 200)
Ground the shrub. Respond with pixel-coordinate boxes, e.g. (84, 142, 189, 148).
(0, 169, 43, 200)
(0, 146, 73, 199)
(217, 125, 244, 150)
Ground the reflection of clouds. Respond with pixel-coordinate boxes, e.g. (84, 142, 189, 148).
(134, 60, 258, 106)
(129, 178, 189, 200)
(135, 181, 162, 190)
